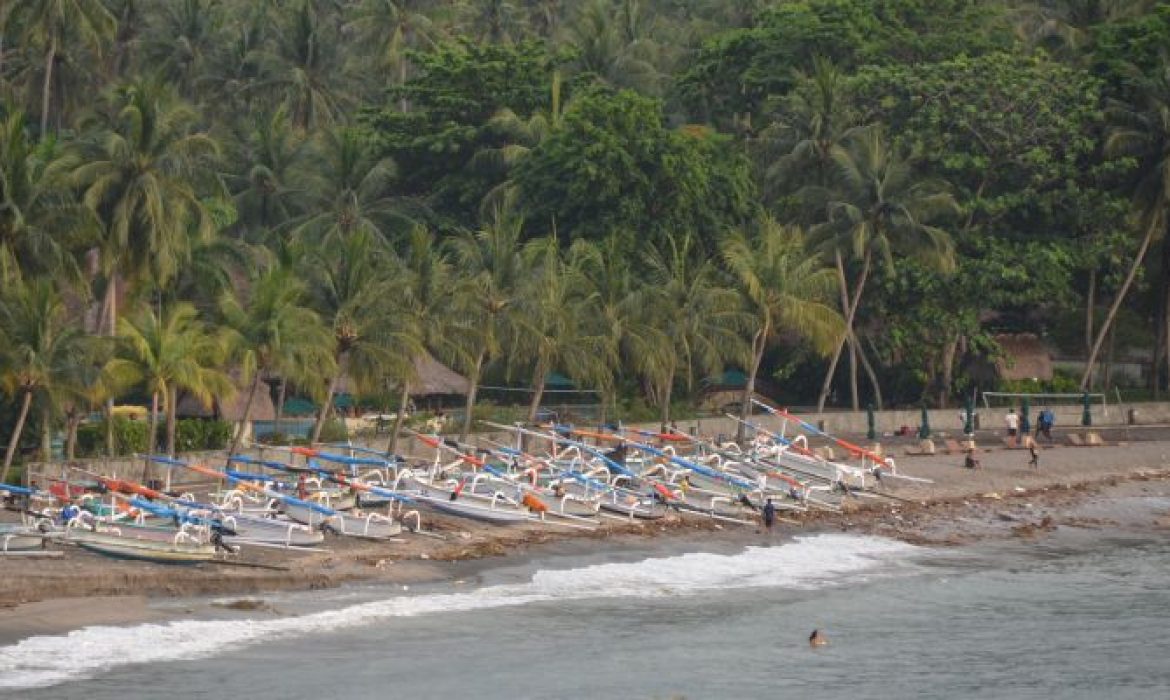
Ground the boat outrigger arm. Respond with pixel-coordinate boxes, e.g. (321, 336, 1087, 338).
(162, 456, 339, 516)
(748, 401, 932, 485)
(228, 454, 420, 509)
(546, 423, 759, 493)
(479, 421, 639, 479)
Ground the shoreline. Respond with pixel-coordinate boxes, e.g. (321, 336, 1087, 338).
(3, 440, 1169, 642)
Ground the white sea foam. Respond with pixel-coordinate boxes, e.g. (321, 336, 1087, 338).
(0, 533, 917, 690)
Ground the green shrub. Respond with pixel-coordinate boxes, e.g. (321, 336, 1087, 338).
(76, 417, 231, 456)
(318, 418, 349, 443)
(175, 419, 232, 452)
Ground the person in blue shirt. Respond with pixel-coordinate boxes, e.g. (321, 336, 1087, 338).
(1036, 408, 1054, 442)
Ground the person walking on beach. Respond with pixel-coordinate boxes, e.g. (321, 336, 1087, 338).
(762, 497, 777, 532)
(1025, 435, 1039, 469)
(1005, 409, 1019, 438)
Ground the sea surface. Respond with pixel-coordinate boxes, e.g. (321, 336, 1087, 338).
(2, 499, 1169, 699)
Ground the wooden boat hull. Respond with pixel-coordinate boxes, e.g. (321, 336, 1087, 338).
(0, 526, 45, 552)
(69, 531, 216, 564)
(227, 515, 325, 546)
(598, 499, 666, 520)
(282, 502, 401, 539)
(412, 493, 532, 524)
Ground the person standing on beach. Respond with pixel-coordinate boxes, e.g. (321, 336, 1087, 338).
(1005, 409, 1019, 438)
(1037, 408, 1054, 442)
(763, 497, 776, 532)
(1028, 440, 1039, 469)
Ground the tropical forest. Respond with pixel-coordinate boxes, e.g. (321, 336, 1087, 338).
(2, 0, 1170, 476)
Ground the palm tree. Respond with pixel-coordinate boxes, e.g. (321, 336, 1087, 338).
(0, 278, 93, 482)
(524, 0, 563, 39)
(1084, 61, 1170, 389)
(0, 111, 93, 283)
(448, 209, 527, 439)
(139, 0, 225, 102)
(225, 107, 311, 237)
(304, 229, 421, 444)
(564, 0, 664, 94)
(1010, 0, 1155, 54)
(471, 70, 563, 216)
(290, 127, 412, 247)
(0, 0, 115, 135)
(387, 225, 457, 454)
(460, 0, 522, 45)
(255, 0, 348, 130)
(722, 217, 843, 440)
(219, 265, 335, 459)
(634, 232, 748, 428)
(110, 303, 233, 478)
(761, 57, 856, 206)
(198, 4, 268, 118)
(344, 0, 442, 110)
(567, 234, 641, 421)
(72, 79, 219, 336)
(811, 126, 957, 412)
(512, 235, 615, 423)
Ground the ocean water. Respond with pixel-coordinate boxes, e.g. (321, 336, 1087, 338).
(3, 517, 1169, 699)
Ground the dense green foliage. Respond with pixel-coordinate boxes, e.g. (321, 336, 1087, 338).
(4, 0, 1170, 470)
(75, 418, 232, 458)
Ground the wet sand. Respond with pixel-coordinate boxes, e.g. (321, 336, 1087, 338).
(3, 435, 1169, 641)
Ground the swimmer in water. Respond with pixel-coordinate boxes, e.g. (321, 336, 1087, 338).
(809, 629, 829, 647)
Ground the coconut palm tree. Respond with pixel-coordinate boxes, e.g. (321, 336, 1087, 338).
(255, 0, 348, 130)
(566, 234, 642, 421)
(0, 110, 93, 283)
(290, 127, 413, 247)
(198, 4, 268, 118)
(0, 0, 115, 135)
(564, 0, 664, 94)
(761, 57, 857, 207)
(460, 0, 523, 45)
(811, 126, 958, 412)
(71, 79, 219, 336)
(1084, 60, 1170, 389)
(447, 209, 527, 439)
(1010, 0, 1155, 54)
(344, 0, 442, 110)
(387, 224, 456, 454)
(219, 264, 335, 459)
(139, 0, 225, 102)
(512, 235, 615, 423)
(110, 303, 234, 479)
(304, 229, 422, 444)
(722, 217, 843, 440)
(470, 70, 563, 217)
(634, 232, 748, 429)
(225, 107, 311, 237)
(0, 278, 94, 482)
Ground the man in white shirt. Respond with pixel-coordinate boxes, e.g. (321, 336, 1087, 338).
(1005, 409, 1019, 438)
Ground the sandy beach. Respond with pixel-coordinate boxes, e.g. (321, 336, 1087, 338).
(3, 429, 1169, 642)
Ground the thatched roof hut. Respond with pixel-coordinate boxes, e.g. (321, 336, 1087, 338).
(175, 378, 276, 422)
(994, 334, 1053, 381)
(408, 351, 470, 396)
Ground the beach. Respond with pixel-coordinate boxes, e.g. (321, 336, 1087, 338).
(4, 429, 1169, 643)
